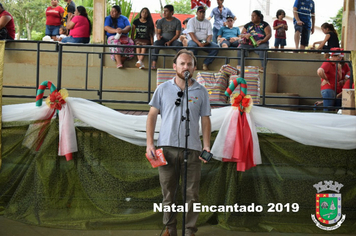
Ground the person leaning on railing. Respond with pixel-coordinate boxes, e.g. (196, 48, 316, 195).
(104, 5, 135, 69)
(316, 48, 343, 112)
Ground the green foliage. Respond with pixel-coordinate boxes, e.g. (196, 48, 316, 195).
(158, 0, 194, 14)
(75, 0, 94, 23)
(330, 7, 343, 40)
(31, 30, 46, 41)
(4, 0, 47, 39)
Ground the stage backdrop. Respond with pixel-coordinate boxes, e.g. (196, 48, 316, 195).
(0, 121, 355, 233)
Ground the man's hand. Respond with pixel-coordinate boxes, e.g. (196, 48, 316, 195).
(297, 20, 304, 26)
(146, 145, 157, 160)
(199, 148, 211, 163)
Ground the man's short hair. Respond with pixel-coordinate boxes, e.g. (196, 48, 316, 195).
(164, 5, 174, 13)
(173, 49, 197, 67)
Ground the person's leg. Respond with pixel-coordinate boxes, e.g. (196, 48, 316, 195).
(230, 41, 239, 48)
(158, 147, 181, 236)
(187, 40, 199, 55)
(321, 89, 336, 112)
(171, 39, 183, 52)
(254, 43, 269, 69)
(212, 27, 219, 43)
(220, 40, 230, 48)
(151, 39, 166, 69)
(294, 24, 303, 50)
(202, 42, 219, 66)
(300, 26, 311, 50)
(237, 44, 251, 66)
(180, 149, 201, 236)
(51, 26, 60, 40)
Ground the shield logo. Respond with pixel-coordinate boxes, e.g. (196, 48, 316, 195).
(311, 181, 346, 230)
(316, 193, 342, 224)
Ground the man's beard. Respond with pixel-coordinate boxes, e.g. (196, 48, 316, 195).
(177, 70, 192, 80)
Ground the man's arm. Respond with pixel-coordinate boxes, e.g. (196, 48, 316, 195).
(0, 15, 11, 29)
(146, 106, 159, 159)
(311, 15, 315, 34)
(199, 116, 211, 163)
(188, 32, 204, 47)
(293, 7, 303, 25)
(166, 29, 181, 46)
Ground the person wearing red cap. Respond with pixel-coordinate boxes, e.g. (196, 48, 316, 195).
(316, 48, 342, 111)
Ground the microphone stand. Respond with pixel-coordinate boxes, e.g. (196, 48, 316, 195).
(182, 72, 190, 236)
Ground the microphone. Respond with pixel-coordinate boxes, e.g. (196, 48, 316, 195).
(184, 71, 190, 79)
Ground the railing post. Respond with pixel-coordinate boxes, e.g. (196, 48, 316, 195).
(262, 49, 268, 106)
(148, 47, 152, 103)
(57, 43, 63, 90)
(99, 53, 104, 104)
(36, 42, 40, 91)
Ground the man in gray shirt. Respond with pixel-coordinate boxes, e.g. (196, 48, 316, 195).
(146, 49, 211, 236)
(151, 5, 183, 70)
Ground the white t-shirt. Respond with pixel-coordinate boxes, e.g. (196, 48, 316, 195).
(186, 17, 213, 41)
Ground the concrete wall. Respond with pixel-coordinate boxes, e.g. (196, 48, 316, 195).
(3, 41, 329, 110)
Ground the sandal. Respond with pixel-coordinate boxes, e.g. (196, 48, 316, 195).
(135, 61, 142, 68)
(117, 64, 123, 69)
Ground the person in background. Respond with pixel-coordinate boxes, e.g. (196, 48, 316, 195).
(179, 18, 190, 47)
(45, 0, 64, 40)
(187, 6, 219, 71)
(131, 7, 154, 69)
(0, 2, 15, 40)
(207, 0, 236, 43)
(316, 48, 342, 112)
(217, 15, 240, 48)
(63, 0, 76, 27)
(273, 9, 288, 49)
(146, 49, 211, 236)
(62, 6, 91, 43)
(104, 5, 134, 69)
(312, 23, 339, 50)
(151, 5, 182, 70)
(55, 25, 68, 41)
(237, 10, 271, 72)
(293, 0, 315, 50)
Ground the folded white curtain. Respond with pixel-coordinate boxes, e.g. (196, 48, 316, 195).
(3, 98, 356, 150)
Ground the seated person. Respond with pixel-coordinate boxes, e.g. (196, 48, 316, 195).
(237, 10, 271, 72)
(62, 6, 91, 44)
(151, 5, 182, 70)
(0, 3, 15, 40)
(179, 18, 190, 47)
(187, 6, 219, 71)
(312, 23, 339, 50)
(55, 26, 68, 41)
(217, 15, 241, 48)
(104, 5, 135, 69)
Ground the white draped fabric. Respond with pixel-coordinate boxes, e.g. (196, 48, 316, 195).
(2, 97, 356, 150)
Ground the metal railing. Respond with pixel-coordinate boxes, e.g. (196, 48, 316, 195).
(3, 40, 354, 112)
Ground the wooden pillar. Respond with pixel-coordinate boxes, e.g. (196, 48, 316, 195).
(342, 0, 356, 50)
(92, 0, 106, 44)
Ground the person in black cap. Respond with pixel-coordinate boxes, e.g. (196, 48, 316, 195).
(186, 6, 219, 71)
(217, 15, 241, 48)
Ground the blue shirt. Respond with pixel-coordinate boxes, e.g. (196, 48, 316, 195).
(149, 78, 211, 151)
(104, 15, 130, 37)
(217, 26, 240, 40)
(293, 0, 315, 29)
(209, 7, 235, 30)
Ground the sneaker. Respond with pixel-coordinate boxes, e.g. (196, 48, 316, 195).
(202, 64, 208, 71)
(135, 60, 142, 68)
(139, 62, 145, 69)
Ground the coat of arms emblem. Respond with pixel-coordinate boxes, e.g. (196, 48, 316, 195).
(311, 181, 346, 230)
